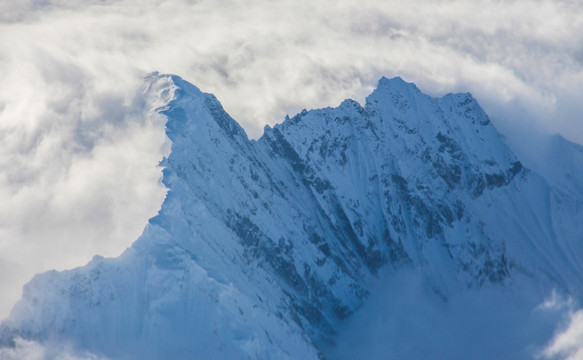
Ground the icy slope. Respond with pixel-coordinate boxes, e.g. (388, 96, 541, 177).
(1, 74, 582, 359)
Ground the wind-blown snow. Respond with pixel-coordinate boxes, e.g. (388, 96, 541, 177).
(1, 74, 581, 359)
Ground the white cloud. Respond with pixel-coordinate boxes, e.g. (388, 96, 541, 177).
(0, 337, 109, 360)
(327, 271, 579, 360)
(0, 0, 582, 320)
(541, 309, 583, 360)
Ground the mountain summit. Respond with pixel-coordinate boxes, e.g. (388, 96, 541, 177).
(1, 74, 582, 359)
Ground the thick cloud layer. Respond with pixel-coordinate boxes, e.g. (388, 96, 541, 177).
(0, 337, 108, 360)
(0, 0, 582, 322)
(541, 305, 583, 360)
(326, 270, 582, 360)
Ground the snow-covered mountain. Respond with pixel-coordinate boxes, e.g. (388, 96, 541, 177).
(1, 73, 582, 359)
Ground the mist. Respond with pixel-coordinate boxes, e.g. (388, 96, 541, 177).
(326, 269, 582, 360)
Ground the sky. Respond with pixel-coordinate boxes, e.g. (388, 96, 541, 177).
(0, 0, 582, 355)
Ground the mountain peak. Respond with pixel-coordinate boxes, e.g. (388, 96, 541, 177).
(151, 73, 248, 144)
(2, 74, 582, 360)
(365, 76, 424, 111)
(375, 76, 420, 93)
(378, 75, 405, 85)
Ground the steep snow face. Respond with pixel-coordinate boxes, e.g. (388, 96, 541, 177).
(1, 74, 582, 359)
(269, 76, 582, 295)
(270, 77, 521, 290)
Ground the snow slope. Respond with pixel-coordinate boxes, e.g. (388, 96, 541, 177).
(1, 73, 581, 359)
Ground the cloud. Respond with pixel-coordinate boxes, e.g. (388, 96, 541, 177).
(540, 308, 583, 360)
(326, 271, 577, 360)
(0, 0, 582, 320)
(0, 337, 109, 360)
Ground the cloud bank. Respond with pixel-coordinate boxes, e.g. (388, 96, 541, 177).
(0, 337, 108, 360)
(0, 0, 582, 321)
(541, 307, 583, 360)
(326, 271, 580, 360)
